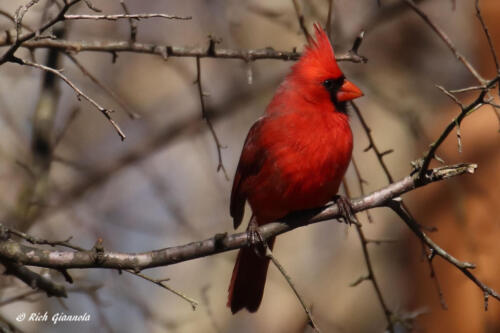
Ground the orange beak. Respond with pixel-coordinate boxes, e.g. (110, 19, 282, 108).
(336, 80, 363, 102)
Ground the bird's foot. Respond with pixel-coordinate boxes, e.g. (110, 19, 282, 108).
(334, 195, 358, 226)
(247, 216, 267, 257)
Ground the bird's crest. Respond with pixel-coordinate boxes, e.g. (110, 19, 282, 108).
(291, 23, 342, 81)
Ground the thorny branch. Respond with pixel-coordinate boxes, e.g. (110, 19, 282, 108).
(343, 181, 394, 332)
(352, 99, 450, 313)
(0, 0, 80, 66)
(0, 0, 190, 140)
(403, 0, 485, 84)
(119, 0, 137, 42)
(351, 101, 394, 183)
(291, 0, 311, 40)
(1, 259, 67, 298)
(0, 35, 366, 63)
(195, 55, 229, 179)
(475, 0, 499, 73)
(416, 76, 499, 179)
(63, 13, 192, 21)
(11, 56, 127, 140)
(389, 201, 500, 310)
(265, 247, 320, 332)
(64, 52, 140, 119)
(0, 164, 477, 270)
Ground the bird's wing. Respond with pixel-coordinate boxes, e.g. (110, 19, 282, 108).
(230, 117, 268, 229)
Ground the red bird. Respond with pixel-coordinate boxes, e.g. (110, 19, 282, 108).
(228, 24, 363, 314)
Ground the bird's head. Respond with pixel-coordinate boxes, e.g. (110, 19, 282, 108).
(289, 24, 363, 112)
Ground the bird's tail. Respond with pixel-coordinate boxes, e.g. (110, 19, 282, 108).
(227, 237, 275, 313)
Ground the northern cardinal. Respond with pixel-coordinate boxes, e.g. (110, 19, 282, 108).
(228, 24, 363, 314)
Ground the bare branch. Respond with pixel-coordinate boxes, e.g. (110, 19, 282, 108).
(0, 163, 476, 271)
(475, 0, 499, 73)
(82, 0, 101, 13)
(403, 0, 485, 84)
(351, 101, 394, 183)
(0, 290, 39, 307)
(450, 85, 487, 93)
(343, 181, 394, 332)
(266, 247, 320, 332)
(0, 0, 81, 65)
(325, 0, 334, 40)
(389, 200, 500, 307)
(126, 270, 198, 310)
(1, 260, 67, 298)
(63, 13, 191, 21)
(351, 156, 373, 223)
(64, 52, 140, 119)
(291, 0, 311, 40)
(416, 76, 499, 179)
(119, 0, 137, 42)
(0, 9, 34, 32)
(11, 57, 126, 140)
(195, 56, 229, 179)
(0, 35, 366, 63)
(436, 85, 463, 107)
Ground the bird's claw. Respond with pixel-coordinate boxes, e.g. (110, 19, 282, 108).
(247, 217, 267, 257)
(334, 195, 358, 226)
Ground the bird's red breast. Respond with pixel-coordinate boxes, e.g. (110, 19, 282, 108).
(230, 23, 361, 228)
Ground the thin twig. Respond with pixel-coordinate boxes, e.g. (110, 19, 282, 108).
(54, 106, 81, 147)
(403, 0, 485, 84)
(475, 0, 499, 73)
(266, 247, 320, 332)
(0, 290, 39, 307)
(64, 52, 140, 119)
(450, 85, 487, 93)
(365, 239, 399, 245)
(5, 225, 77, 249)
(343, 181, 394, 332)
(1, 260, 67, 298)
(201, 286, 222, 333)
(126, 270, 198, 310)
(0, 9, 34, 32)
(436, 85, 463, 107)
(351, 101, 394, 183)
(325, 0, 334, 40)
(119, 0, 137, 42)
(351, 156, 373, 223)
(421, 243, 448, 310)
(195, 56, 229, 179)
(416, 76, 499, 179)
(291, 0, 311, 40)
(0, 0, 81, 65)
(12, 57, 126, 140)
(82, 0, 101, 12)
(389, 200, 500, 309)
(14, 0, 41, 43)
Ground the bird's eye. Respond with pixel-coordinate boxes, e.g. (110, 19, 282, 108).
(322, 76, 345, 91)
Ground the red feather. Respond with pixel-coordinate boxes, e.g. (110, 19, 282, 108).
(228, 23, 363, 313)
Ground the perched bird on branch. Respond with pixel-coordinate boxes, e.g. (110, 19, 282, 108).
(228, 24, 363, 313)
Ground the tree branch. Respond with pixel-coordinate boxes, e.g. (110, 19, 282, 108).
(416, 76, 499, 179)
(1, 260, 67, 297)
(0, 35, 366, 63)
(63, 13, 191, 21)
(0, 163, 476, 270)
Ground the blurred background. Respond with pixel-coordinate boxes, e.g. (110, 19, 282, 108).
(0, 0, 499, 332)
